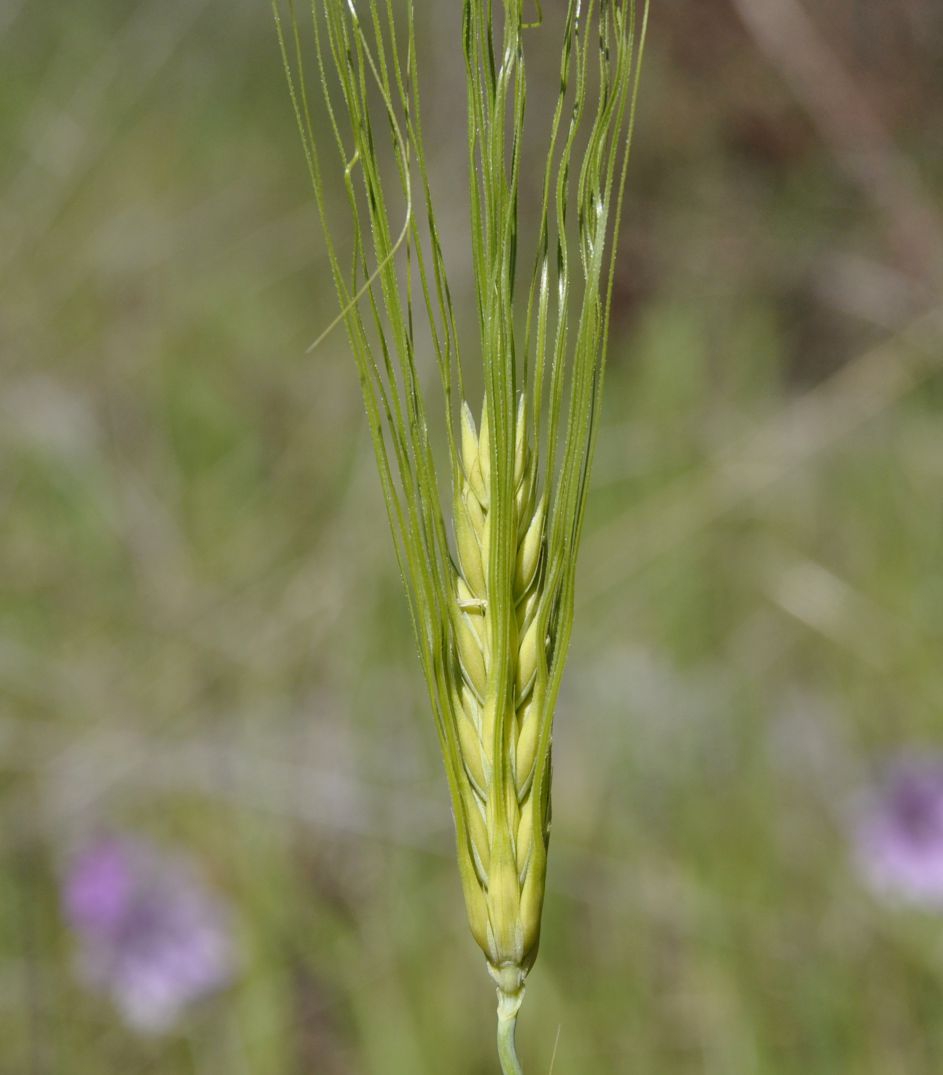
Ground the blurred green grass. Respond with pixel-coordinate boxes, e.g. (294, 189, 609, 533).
(2, 0, 943, 1072)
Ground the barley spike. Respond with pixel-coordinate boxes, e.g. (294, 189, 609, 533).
(274, 0, 650, 1068)
(452, 395, 550, 1004)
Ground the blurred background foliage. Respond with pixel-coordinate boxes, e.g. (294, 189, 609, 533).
(2, 0, 943, 1071)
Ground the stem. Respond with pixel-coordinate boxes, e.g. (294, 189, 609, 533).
(497, 1011, 524, 1075)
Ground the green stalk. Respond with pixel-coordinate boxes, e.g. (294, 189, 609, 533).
(497, 1013, 524, 1075)
(496, 984, 525, 1074)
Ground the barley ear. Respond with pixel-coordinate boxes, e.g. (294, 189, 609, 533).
(451, 396, 550, 1010)
(275, 0, 649, 1070)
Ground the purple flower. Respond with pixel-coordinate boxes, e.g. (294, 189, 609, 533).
(63, 836, 236, 1033)
(854, 755, 943, 909)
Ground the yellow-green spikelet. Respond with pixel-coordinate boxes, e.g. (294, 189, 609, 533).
(451, 395, 550, 1007)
